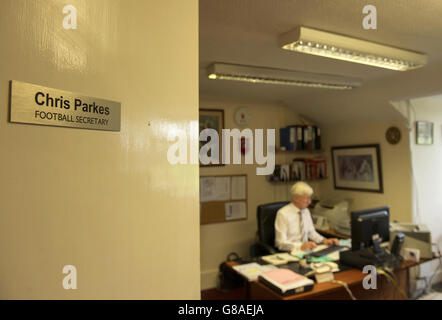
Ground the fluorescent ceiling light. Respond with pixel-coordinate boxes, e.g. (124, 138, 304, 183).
(207, 63, 361, 90)
(279, 26, 427, 71)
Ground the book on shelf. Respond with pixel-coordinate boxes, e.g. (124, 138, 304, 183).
(295, 158, 327, 181)
(280, 164, 290, 182)
(315, 126, 321, 150)
(311, 158, 327, 179)
(311, 126, 316, 150)
(303, 126, 309, 150)
(296, 125, 304, 150)
(266, 165, 280, 182)
(279, 124, 321, 151)
(306, 159, 313, 180)
(291, 158, 306, 181)
(280, 126, 299, 151)
(279, 127, 292, 151)
(267, 158, 327, 182)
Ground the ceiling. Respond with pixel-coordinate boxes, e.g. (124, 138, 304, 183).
(199, 0, 442, 125)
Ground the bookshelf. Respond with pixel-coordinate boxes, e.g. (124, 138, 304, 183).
(268, 124, 327, 183)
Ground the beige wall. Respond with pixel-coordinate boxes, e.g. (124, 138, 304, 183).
(407, 95, 442, 243)
(0, 0, 200, 299)
(320, 122, 413, 223)
(199, 100, 325, 289)
(406, 96, 442, 284)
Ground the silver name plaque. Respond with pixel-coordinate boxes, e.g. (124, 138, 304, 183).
(10, 81, 121, 131)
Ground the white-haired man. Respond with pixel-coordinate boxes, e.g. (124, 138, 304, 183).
(275, 181, 339, 252)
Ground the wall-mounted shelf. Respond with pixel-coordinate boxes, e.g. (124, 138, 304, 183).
(267, 157, 327, 183)
(276, 148, 325, 154)
(266, 177, 328, 184)
(273, 125, 326, 183)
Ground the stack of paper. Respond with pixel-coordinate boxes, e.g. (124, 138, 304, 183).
(258, 268, 314, 296)
(232, 263, 276, 282)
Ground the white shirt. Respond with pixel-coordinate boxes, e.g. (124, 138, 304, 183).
(274, 202, 325, 252)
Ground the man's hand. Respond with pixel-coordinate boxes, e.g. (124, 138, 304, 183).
(322, 238, 339, 246)
(301, 241, 317, 251)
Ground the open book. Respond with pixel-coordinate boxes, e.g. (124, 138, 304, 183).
(258, 268, 314, 296)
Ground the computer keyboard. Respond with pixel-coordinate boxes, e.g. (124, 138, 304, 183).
(309, 245, 347, 257)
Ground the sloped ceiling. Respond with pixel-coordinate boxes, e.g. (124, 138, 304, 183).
(199, 0, 442, 124)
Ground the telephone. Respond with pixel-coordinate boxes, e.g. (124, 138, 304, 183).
(304, 261, 339, 283)
(391, 232, 405, 259)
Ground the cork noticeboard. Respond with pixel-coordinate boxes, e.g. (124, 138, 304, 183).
(200, 174, 248, 225)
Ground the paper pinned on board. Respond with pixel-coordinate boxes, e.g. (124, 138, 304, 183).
(225, 201, 247, 220)
(200, 176, 231, 202)
(231, 176, 246, 200)
(214, 177, 230, 201)
(200, 177, 216, 202)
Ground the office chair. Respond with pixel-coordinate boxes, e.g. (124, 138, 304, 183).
(254, 201, 290, 256)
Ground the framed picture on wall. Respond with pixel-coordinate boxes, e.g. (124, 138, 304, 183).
(416, 121, 433, 145)
(331, 144, 383, 193)
(199, 109, 224, 166)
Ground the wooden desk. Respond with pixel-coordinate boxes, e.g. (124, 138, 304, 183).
(229, 259, 433, 300)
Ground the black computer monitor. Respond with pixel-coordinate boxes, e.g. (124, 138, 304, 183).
(351, 206, 390, 251)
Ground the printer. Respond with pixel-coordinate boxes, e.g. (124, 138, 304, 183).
(389, 223, 433, 259)
(311, 199, 351, 236)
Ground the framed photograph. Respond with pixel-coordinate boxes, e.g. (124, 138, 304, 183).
(331, 144, 383, 193)
(416, 121, 433, 145)
(199, 109, 224, 166)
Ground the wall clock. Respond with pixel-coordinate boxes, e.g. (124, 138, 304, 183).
(234, 107, 251, 126)
(386, 126, 401, 145)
